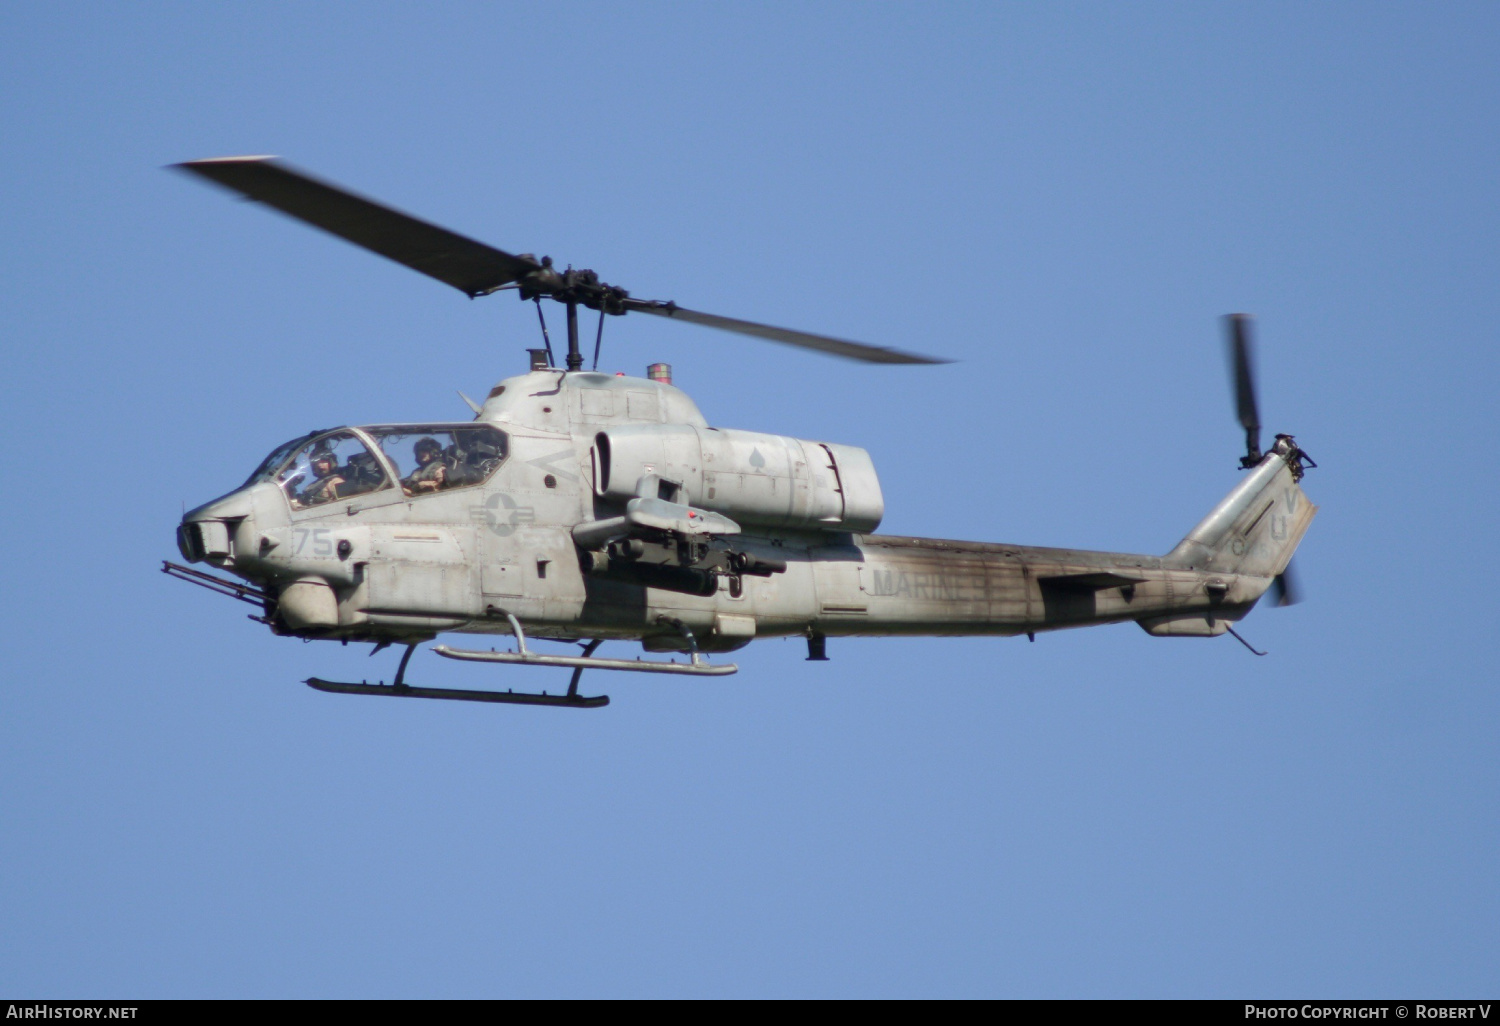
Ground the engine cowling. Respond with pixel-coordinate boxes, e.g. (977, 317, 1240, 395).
(592, 424, 883, 533)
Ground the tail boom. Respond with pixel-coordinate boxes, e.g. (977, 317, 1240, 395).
(797, 442, 1315, 642)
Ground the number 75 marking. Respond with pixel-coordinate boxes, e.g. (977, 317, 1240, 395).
(293, 527, 334, 556)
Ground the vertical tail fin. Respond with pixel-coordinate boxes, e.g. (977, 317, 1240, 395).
(1167, 438, 1317, 579)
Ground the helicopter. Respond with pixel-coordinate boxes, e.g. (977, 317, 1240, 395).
(165, 156, 1317, 709)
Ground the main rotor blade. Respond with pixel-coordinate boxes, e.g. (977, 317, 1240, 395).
(173, 157, 540, 297)
(623, 299, 947, 365)
(1225, 313, 1262, 452)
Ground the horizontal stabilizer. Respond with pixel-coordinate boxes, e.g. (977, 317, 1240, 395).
(1038, 571, 1147, 592)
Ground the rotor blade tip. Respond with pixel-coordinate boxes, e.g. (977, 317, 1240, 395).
(171, 155, 283, 176)
(179, 155, 281, 165)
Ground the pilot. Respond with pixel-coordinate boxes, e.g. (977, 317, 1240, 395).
(300, 448, 347, 506)
(402, 436, 448, 494)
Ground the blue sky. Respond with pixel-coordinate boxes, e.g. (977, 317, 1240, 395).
(1, 2, 1496, 997)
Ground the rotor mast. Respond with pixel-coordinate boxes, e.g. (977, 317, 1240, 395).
(565, 301, 581, 371)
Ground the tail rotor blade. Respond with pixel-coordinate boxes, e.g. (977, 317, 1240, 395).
(1225, 313, 1262, 464)
(1270, 560, 1302, 607)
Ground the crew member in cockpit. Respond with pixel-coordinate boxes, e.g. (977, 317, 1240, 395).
(300, 448, 347, 507)
(403, 437, 448, 494)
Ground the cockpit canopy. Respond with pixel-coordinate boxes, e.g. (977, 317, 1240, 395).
(247, 424, 509, 510)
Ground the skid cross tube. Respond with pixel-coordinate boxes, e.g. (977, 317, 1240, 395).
(569, 639, 604, 697)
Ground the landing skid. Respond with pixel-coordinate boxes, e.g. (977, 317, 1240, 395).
(302, 612, 735, 709)
(434, 645, 737, 676)
(434, 611, 737, 678)
(304, 676, 609, 708)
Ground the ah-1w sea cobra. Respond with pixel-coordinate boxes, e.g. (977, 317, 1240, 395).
(165, 157, 1317, 709)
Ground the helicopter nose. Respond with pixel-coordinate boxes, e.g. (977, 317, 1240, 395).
(177, 516, 220, 564)
(177, 515, 239, 566)
(178, 487, 261, 566)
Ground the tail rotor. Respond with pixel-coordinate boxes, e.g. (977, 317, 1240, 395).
(1269, 561, 1301, 607)
(1222, 313, 1308, 607)
(1226, 313, 1262, 469)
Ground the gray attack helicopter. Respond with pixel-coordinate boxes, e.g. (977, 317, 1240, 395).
(166, 157, 1317, 709)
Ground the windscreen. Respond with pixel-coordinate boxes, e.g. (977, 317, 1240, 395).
(363, 424, 508, 497)
(243, 432, 318, 487)
(275, 431, 391, 510)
